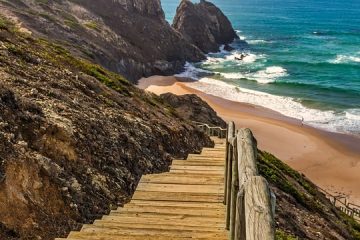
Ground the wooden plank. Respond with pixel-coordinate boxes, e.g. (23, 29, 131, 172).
(69, 228, 228, 238)
(99, 216, 225, 226)
(101, 211, 224, 220)
(83, 222, 224, 232)
(121, 204, 225, 214)
(60, 236, 223, 240)
(135, 183, 223, 194)
(172, 161, 225, 166)
(113, 207, 225, 217)
(132, 191, 223, 203)
(68, 230, 228, 240)
(170, 165, 224, 171)
(102, 212, 223, 222)
(187, 155, 225, 160)
(127, 200, 225, 208)
(169, 169, 223, 175)
(140, 174, 223, 185)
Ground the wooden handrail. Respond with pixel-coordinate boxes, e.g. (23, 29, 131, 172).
(224, 121, 275, 240)
(318, 186, 360, 219)
(193, 121, 227, 139)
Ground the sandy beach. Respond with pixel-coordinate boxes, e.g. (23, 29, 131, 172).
(138, 75, 360, 205)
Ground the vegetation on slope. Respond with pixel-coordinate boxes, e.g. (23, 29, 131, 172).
(259, 151, 360, 240)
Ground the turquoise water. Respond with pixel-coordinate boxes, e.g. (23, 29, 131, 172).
(162, 0, 360, 135)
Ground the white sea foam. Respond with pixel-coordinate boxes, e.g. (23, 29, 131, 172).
(225, 52, 260, 63)
(346, 109, 360, 120)
(204, 51, 263, 66)
(219, 72, 246, 79)
(239, 35, 246, 41)
(247, 39, 270, 45)
(331, 55, 360, 64)
(185, 78, 360, 135)
(217, 66, 287, 83)
(235, 30, 246, 40)
(175, 62, 212, 79)
(252, 66, 288, 84)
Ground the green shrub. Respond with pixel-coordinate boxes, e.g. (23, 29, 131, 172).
(258, 151, 323, 212)
(275, 230, 298, 240)
(84, 21, 100, 31)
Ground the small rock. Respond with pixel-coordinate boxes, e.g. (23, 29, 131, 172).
(30, 88, 38, 96)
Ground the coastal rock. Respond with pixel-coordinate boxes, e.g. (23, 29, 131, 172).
(160, 93, 226, 128)
(0, 0, 205, 82)
(173, 0, 239, 53)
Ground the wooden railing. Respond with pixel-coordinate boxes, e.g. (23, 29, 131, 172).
(193, 121, 227, 139)
(195, 120, 360, 238)
(318, 187, 360, 220)
(224, 122, 275, 240)
(194, 121, 275, 239)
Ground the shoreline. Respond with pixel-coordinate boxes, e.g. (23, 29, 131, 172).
(138, 75, 360, 205)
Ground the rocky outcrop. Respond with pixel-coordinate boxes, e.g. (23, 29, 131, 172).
(0, 18, 212, 239)
(173, 0, 239, 53)
(160, 93, 226, 128)
(0, 0, 205, 82)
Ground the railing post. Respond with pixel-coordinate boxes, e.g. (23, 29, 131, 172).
(226, 138, 234, 230)
(230, 138, 239, 239)
(225, 122, 235, 230)
(235, 188, 245, 240)
(224, 122, 235, 204)
(224, 126, 229, 205)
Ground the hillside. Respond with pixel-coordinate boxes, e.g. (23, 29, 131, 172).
(259, 151, 360, 240)
(0, 16, 213, 239)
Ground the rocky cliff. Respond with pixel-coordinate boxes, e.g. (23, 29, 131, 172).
(0, 17, 212, 239)
(160, 93, 226, 128)
(173, 0, 239, 53)
(0, 0, 205, 82)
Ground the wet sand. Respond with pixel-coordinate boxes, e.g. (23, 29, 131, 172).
(138, 75, 360, 205)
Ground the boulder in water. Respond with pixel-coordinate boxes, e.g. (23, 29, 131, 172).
(173, 0, 239, 53)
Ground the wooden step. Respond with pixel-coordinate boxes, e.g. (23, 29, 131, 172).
(82, 222, 224, 232)
(60, 138, 228, 240)
(140, 175, 224, 185)
(68, 229, 228, 239)
(135, 183, 223, 194)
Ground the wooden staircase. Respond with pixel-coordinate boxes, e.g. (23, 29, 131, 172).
(57, 137, 228, 240)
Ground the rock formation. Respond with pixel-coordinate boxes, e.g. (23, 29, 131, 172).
(160, 93, 226, 128)
(173, 0, 239, 53)
(0, 0, 205, 82)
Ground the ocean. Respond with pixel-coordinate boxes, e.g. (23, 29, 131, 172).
(161, 0, 360, 135)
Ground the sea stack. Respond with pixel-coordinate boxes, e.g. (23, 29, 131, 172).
(173, 0, 239, 53)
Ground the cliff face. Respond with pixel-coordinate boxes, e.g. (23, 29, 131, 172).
(0, 0, 205, 82)
(0, 17, 212, 239)
(173, 0, 239, 53)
